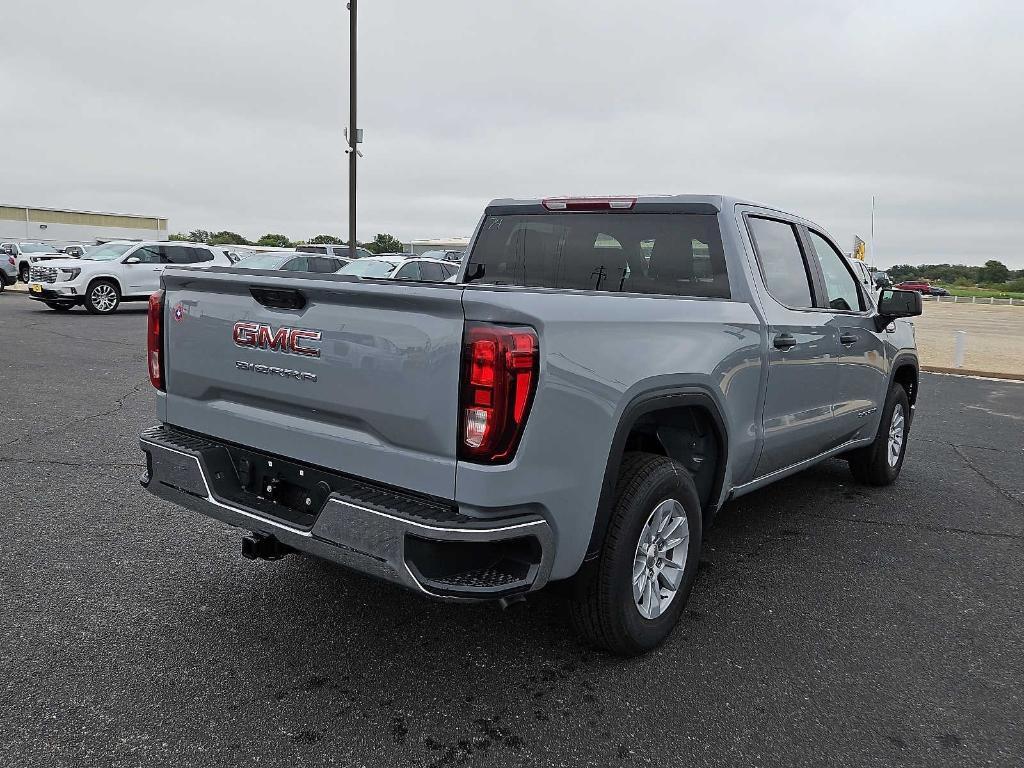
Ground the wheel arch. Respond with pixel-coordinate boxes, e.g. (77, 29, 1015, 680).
(585, 387, 729, 560)
(85, 273, 126, 295)
(891, 353, 919, 407)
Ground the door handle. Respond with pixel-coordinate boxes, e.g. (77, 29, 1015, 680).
(840, 333, 858, 345)
(773, 333, 797, 351)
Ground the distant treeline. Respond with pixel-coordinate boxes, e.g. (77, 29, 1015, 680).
(888, 260, 1024, 290)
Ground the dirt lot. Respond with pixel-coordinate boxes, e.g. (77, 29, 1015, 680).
(913, 301, 1024, 377)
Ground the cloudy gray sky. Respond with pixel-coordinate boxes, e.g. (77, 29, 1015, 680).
(3, 0, 1022, 267)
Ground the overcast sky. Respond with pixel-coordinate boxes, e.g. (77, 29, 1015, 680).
(3, 0, 1022, 268)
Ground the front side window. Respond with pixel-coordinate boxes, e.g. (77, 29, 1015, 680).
(748, 217, 813, 308)
(465, 213, 729, 298)
(131, 246, 163, 264)
(808, 231, 863, 312)
(281, 257, 309, 272)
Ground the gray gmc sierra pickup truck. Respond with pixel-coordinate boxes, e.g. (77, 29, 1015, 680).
(140, 195, 923, 655)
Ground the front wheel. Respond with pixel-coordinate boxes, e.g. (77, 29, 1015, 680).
(569, 452, 703, 655)
(848, 383, 911, 485)
(84, 280, 120, 314)
(19, 264, 29, 282)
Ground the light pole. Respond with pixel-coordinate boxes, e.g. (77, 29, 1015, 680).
(347, 0, 358, 260)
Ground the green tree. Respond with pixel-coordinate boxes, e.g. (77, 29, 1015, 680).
(309, 234, 344, 245)
(365, 233, 404, 254)
(168, 232, 190, 241)
(977, 259, 1010, 285)
(208, 231, 251, 246)
(256, 233, 292, 248)
(186, 229, 212, 243)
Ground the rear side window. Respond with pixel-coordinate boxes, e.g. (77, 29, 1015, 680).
(465, 213, 729, 298)
(158, 245, 201, 264)
(188, 247, 214, 263)
(419, 262, 446, 282)
(747, 217, 813, 308)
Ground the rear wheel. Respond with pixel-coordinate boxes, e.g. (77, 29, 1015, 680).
(45, 301, 74, 312)
(84, 279, 120, 314)
(569, 452, 702, 655)
(848, 383, 911, 485)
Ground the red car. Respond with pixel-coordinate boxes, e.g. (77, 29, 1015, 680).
(894, 280, 931, 293)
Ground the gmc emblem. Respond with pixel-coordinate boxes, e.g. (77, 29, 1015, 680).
(232, 322, 322, 358)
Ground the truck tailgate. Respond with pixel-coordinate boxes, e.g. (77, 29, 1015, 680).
(161, 269, 465, 499)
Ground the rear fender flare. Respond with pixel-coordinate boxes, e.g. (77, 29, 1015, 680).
(585, 386, 729, 560)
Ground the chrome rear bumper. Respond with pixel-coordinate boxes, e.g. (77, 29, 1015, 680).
(140, 425, 553, 600)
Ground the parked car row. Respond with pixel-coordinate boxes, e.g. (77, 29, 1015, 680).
(11, 238, 460, 313)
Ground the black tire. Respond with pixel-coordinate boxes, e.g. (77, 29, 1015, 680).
(19, 264, 29, 282)
(84, 279, 120, 315)
(569, 452, 703, 655)
(45, 301, 74, 312)
(848, 383, 911, 485)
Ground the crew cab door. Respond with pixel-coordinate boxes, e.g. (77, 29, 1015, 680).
(745, 215, 842, 476)
(803, 228, 888, 443)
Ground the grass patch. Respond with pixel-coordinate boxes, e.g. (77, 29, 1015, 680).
(934, 285, 1024, 300)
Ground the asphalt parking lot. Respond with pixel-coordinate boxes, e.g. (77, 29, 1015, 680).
(1, 293, 1022, 768)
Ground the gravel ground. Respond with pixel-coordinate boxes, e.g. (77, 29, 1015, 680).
(1, 293, 1022, 768)
(912, 301, 1024, 376)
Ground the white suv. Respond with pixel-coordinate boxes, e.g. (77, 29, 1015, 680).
(26, 241, 232, 314)
(0, 242, 66, 282)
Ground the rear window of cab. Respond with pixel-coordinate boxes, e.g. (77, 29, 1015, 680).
(464, 213, 729, 299)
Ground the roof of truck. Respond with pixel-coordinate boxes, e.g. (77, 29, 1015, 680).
(485, 195, 769, 211)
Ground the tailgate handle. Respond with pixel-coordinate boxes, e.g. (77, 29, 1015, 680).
(249, 287, 307, 310)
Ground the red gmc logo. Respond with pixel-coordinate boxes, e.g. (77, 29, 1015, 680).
(232, 322, 322, 357)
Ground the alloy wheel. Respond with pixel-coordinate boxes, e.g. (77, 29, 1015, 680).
(887, 403, 905, 467)
(91, 284, 118, 313)
(632, 498, 690, 620)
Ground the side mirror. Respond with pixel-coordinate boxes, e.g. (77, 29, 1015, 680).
(875, 289, 922, 330)
(124, 256, 141, 264)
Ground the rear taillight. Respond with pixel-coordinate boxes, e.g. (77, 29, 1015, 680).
(147, 290, 165, 391)
(459, 323, 538, 464)
(542, 196, 636, 211)
(6, 256, 13, 266)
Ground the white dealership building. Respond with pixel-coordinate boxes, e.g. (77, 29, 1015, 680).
(0, 204, 168, 246)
